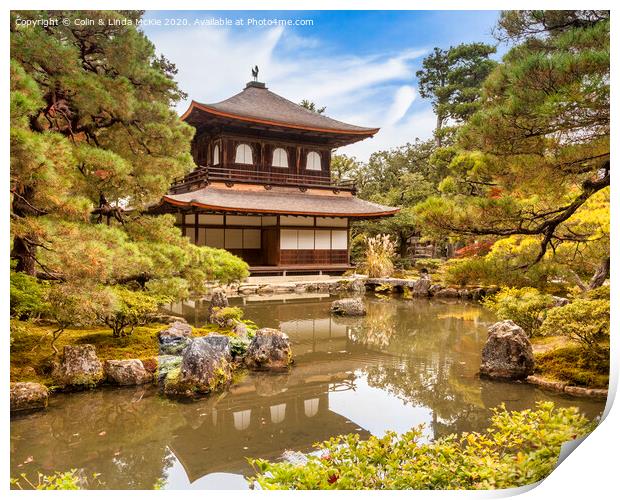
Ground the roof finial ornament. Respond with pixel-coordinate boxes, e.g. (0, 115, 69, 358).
(251, 65, 259, 81)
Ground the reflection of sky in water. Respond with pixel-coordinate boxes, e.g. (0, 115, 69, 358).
(328, 371, 434, 440)
(163, 455, 249, 490)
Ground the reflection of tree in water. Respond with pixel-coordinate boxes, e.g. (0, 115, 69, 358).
(347, 300, 399, 350)
(11, 386, 182, 489)
(359, 298, 494, 439)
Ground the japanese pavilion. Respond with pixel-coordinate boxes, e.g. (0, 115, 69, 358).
(154, 78, 399, 275)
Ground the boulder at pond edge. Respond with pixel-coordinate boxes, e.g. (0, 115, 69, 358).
(52, 344, 104, 387)
(480, 320, 535, 380)
(10, 382, 49, 412)
(104, 359, 153, 386)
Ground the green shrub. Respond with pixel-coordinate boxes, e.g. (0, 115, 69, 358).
(413, 258, 443, 272)
(442, 237, 566, 292)
(248, 402, 594, 490)
(540, 298, 609, 358)
(99, 287, 162, 337)
(210, 306, 244, 327)
(10, 268, 48, 319)
(483, 287, 554, 336)
(11, 469, 84, 490)
(230, 336, 251, 358)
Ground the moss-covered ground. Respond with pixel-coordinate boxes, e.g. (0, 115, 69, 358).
(533, 345, 609, 389)
(10, 320, 234, 385)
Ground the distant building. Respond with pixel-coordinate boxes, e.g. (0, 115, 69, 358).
(154, 79, 398, 275)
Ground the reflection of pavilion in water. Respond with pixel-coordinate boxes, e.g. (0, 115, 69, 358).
(169, 368, 372, 482)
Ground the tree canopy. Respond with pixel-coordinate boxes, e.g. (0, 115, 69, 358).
(416, 10, 609, 288)
(10, 11, 248, 334)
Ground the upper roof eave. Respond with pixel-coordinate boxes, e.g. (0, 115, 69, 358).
(180, 100, 380, 137)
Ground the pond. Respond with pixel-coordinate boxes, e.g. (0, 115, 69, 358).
(10, 295, 606, 489)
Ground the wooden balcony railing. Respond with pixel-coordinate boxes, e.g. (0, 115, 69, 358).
(169, 165, 356, 194)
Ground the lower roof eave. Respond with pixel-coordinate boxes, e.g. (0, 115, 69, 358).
(158, 197, 400, 219)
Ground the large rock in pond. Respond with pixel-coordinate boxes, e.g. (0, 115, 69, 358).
(245, 328, 293, 371)
(208, 288, 229, 318)
(164, 335, 232, 397)
(53, 344, 104, 387)
(158, 321, 193, 355)
(104, 359, 153, 386)
(480, 320, 535, 380)
(330, 298, 366, 316)
(411, 277, 431, 297)
(10, 382, 49, 412)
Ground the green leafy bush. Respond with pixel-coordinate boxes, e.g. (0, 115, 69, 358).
(413, 258, 443, 272)
(483, 287, 554, 336)
(248, 402, 594, 490)
(11, 469, 84, 490)
(210, 306, 244, 328)
(540, 298, 609, 358)
(230, 336, 251, 358)
(10, 268, 48, 319)
(99, 287, 162, 337)
(442, 237, 566, 292)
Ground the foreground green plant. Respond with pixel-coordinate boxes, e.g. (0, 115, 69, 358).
(248, 402, 594, 490)
(483, 287, 554, 336)
(11, 469, 88, 490)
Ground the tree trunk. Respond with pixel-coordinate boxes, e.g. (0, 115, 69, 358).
(11, 236, 36, 275)
(588, 256, 610, 290)
(434, 114, 444, 148)
(399, 236, 409, 259)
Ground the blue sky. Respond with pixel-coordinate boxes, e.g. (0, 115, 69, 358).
(142, 10, 502, 160)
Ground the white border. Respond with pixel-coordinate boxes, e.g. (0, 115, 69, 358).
(2, 2, 616, 499)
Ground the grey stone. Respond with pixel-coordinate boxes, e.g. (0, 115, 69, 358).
(281, 450, 309, 466)
(157, 321, 193, 355)
(434, 287, 460, 299)
(429, 284, 444, 295)
(411, 277, 431, 297)
(52, 344, 104, 387)
(10, 382, 49, 412)
(257, 285, 275, 295)
(330, 298, 366, 316)
(164, 336, 232, 397)
(480, 320, 535, 380)
(350, 279, 366, 295)
(245, 328, 293, 370)
(552, 296, 570, 307)
(210, 288, 229, 308)
(233, 321, 249, 339)
(104, 359, 153, 386)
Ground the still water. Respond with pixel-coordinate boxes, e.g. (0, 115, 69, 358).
(10, 295, 606, 489)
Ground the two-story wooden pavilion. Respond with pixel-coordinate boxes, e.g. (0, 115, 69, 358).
(152, 79, 399, 275)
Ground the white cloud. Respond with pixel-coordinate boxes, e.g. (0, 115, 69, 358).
(146, 25, 432, 160)
(384, 85, 416, 126)
(339, 107, 437, 160)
